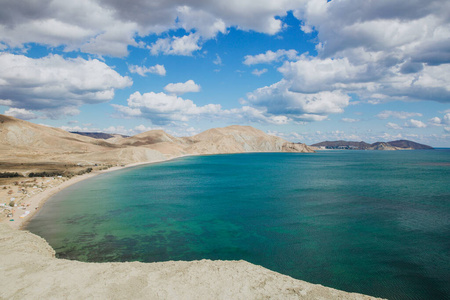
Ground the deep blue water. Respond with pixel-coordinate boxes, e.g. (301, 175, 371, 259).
(27, 150, 450, 299)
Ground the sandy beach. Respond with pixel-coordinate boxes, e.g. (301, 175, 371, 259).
(0, 159, 172, 230)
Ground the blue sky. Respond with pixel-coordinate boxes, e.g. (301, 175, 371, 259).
(0, 0, 449, 146)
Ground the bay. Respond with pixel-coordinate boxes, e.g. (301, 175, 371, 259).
(27, 150, 450, 299)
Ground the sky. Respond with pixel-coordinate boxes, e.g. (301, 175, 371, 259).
(0, 0, 449, 146)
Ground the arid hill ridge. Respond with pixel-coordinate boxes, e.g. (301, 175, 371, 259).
(0, 114, 314, 172)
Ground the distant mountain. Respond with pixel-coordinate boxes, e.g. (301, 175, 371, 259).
(71, 132, 128, 140)
(116, 125, 315, 157)
(312, 140, 372, 150)
(379, 140, 433, 150)
(311, 139, 433, 150)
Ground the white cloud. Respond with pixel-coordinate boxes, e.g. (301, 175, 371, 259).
(288, 0, 450, 104)
(244, 49, 299, 65)
(445, 127, 450, 133)
(133, 124, 162, 134)
(405, 119, 427, 128)
(278, 55, 371, 94)
(128, 64, 166, 76)
(228, 106, 291, 125)
(428, 117, 442, 126)
(176, 6, 227, 39)
(103, 126, 133, 136)
(252, 68, 268, 76)
(113, 91, 221, 125)
(377, 110, 423, 120)
(164, 80, 201, 95)
(443, 113, 450, 125)
(60, 125, 101, 133)
(342, 118, 360, 123)
(213, 54, 222, 65)
(112, 89, 299, 126)
(246, 79, 350, 122)
(0, 0, 300, 56)
(0, 53, 132, 118)
(4, 108, 37, 120)
(149, 33, 201, 56)
(386, 122, 402, 130)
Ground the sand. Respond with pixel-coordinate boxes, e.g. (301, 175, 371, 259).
(0, 160, 169, 230)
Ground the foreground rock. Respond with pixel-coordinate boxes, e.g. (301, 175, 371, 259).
(0, 224, 381, 299)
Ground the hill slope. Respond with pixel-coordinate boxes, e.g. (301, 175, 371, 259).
(1, 115, 314, 168)
(0, 115, 165, 165)
(71, 132, 128, 140)
(184, 125, 314, 154)
(112, 125, 315, 156)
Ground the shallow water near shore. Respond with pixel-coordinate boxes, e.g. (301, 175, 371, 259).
(27, 150, 450, 299)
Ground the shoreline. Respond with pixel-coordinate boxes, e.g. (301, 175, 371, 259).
(2, 156, 182, 230)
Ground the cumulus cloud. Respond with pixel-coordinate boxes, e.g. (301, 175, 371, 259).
(128, 64, 166, 76)
(288, 0, 450, 104)
(0, 53, 132, 118)
(149, 33, 201, 56)
(278, 55, 369, 94)
(133, 124, 161, 134)
(386, 122, 402, 130)
(228, 106, 291, 125)
(246, 79, 349, 122)
(244, 49, 299, 65)
(4, 108, 37, 120)
(443, 113, 450, 125)
(0, 0, 302, 57)
(252, 68, 268, 76)
(377, 110, 423, 120)
(429, 117, 442, 126)
(405, 119, 427, 128)
(213, 54, 222, 65)
(342, 118, 360, 123)
(295, 0, 449, 60)
(164, 80, 201, 95)
(112, 90, 296, 126)
(113, 91, 221, 125)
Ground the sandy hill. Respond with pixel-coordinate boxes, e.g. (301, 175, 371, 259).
(0, 114, 115, 162)
(119, 130, 187, 147)
(110, 125, 314, 157)
(0, 114, 110, 152)
(0, 115, 165, 166)
(184, 125, 314, 154)
(0, 114, 314, 169)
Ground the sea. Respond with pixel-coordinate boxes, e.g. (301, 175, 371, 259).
(26, 150, 450, 300)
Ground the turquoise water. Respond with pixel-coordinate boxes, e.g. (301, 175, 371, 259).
(27, 150, 450, 299)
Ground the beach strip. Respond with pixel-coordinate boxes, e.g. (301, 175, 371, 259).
(1, 159, 172, 230)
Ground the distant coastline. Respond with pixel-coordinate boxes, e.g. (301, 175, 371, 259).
(311, 139, 433, 150)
